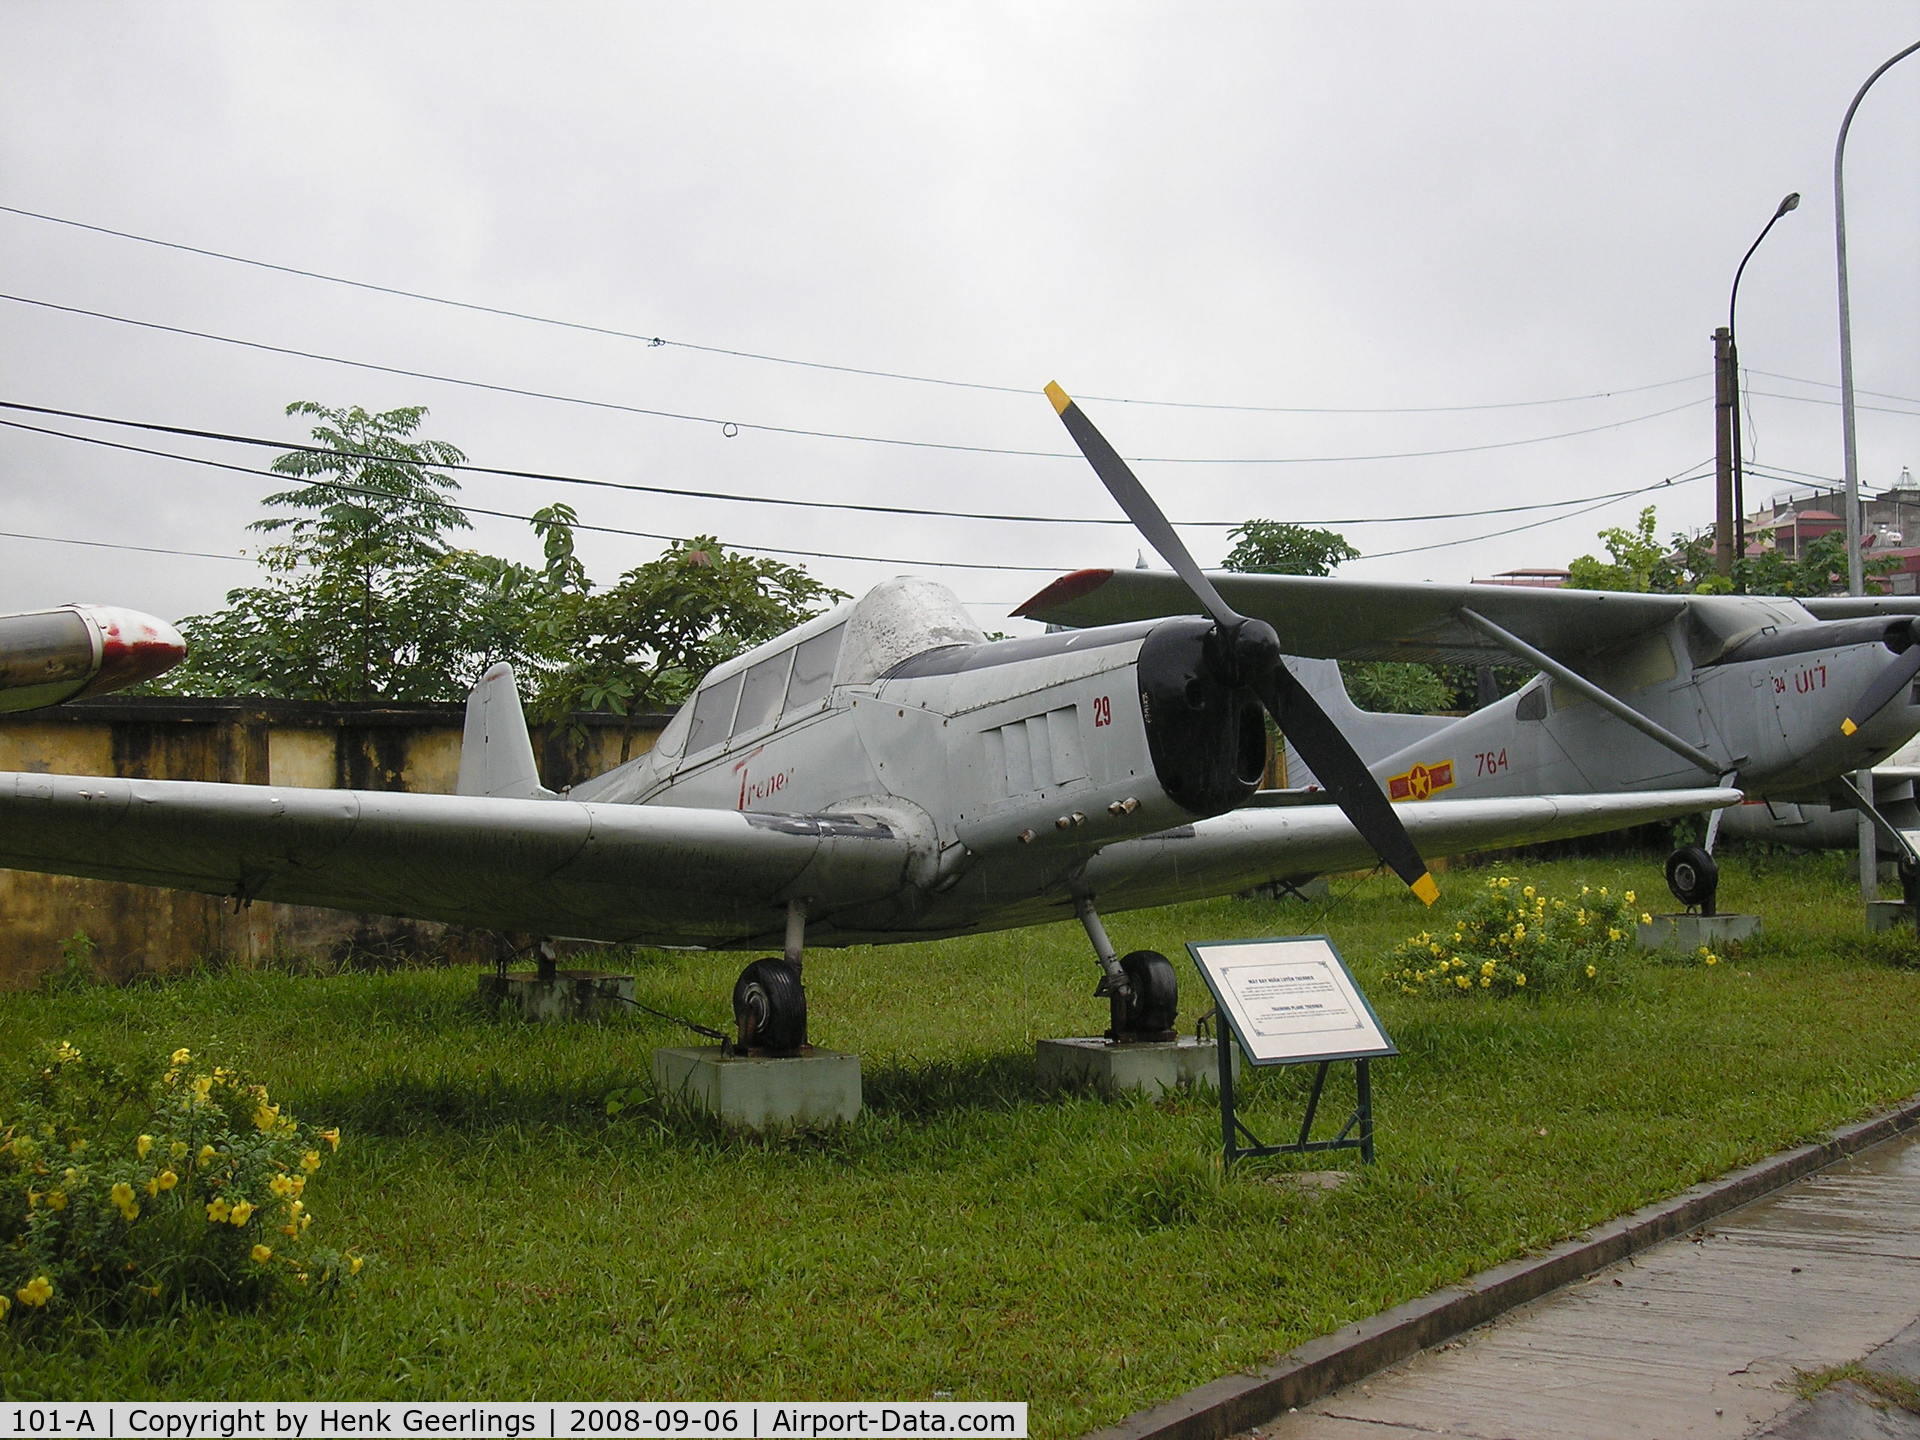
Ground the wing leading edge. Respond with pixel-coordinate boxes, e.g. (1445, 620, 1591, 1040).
(1016, 568, 1694, 667)
(0, 773, 919, 949)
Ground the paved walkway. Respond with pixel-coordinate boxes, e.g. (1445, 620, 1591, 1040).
(1249, 1123, 1920, 1439)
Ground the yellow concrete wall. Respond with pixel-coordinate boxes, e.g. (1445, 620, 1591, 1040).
(0, 699, 656, 990)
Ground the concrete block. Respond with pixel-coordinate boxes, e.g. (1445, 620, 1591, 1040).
(1036, 1036, 1239, 1097)
(651, 1046, 861, 1130)
(1866, 900, 1920, 933)
(1635, 913, 1762, 951)
(477, 969, 635, 1021)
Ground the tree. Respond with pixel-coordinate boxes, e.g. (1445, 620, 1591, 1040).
(1221, 518, 1452, 715)
(157, 404, 574, 702)
(1564, 507, 1686, 594)
(1223, 521, 1359, 576)
(533, 536, 846, 720)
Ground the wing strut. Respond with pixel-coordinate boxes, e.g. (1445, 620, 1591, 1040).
(1456, 608, 1725, 776)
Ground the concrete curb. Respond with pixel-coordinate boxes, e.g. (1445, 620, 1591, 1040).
(1083, 1095, 1920, 1440)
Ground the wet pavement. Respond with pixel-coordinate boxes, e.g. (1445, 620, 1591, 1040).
(1248, 1122, 1920, 1439)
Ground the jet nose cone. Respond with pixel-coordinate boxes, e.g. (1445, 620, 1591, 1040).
(73, 606, 188, 696)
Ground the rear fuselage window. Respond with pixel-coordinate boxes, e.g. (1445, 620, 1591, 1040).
(734, 651, 794, 735)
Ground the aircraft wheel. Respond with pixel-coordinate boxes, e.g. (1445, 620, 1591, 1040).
(1116, 950, 1178, 1034)
(733, 958, 807, 1052)
(1665, 846, 1719, 915)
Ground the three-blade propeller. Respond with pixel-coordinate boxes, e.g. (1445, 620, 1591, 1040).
(1044, 382, 1439, 906)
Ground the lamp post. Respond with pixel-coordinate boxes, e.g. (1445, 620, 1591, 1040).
(1725, 192, 1800, 584)
(1837, 39, 1920, 597)
(1833, 39, 1920, 901)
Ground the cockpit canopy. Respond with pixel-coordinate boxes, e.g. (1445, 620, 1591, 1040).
(650, 577, 986, 765)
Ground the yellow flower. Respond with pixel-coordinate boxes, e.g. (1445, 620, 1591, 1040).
(250, 1244, 273, 1264)
(110, 1181, 139, 1221)
(47, 1190, 67, 1211)
(269, 1174, 295, 1199)
(1515, 973, 1528, 987)
(229, 1200, 255, 1226)
(136, 1134, 153, 1160)
(1624, 890, 1636, 904)
(1523, 885, 1536, 899)
(0, 1294, 9, 1319)
(1454, 975, 1470, 989)
(1479, 976, 1491, 987)
(156, 1170, 178, 1192)
(191, 1075, 213, 1104)
(1705, 954, 1720, 966)
(1586, 965, 1598, 978)
(253, 1103, 280, 1132)
(170, 1140, 188, 1162)
(170, 1047, 192, 1066)
(54, 1041, 81, 1064)
(198, 1144, 217, 1166)
(348, 1255, 364, 1276)
(206, 1198, 232, 1223)
(1640, 912, 1652, 925)
(16, 1275, 53, 1307)
(1608, 928, 1623, 942)
(300, 1150, 322, 1174)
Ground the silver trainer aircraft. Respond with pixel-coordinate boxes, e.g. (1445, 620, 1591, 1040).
(1019, 496, 1920, 913)
(0, 391, 1732, 1049)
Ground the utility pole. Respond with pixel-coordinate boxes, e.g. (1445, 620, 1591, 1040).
(1712, 326, 1735, 578)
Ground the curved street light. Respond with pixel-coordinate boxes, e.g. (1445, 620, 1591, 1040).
(1837, 39, 1920, 596)
(1727, 191, 1800, 581)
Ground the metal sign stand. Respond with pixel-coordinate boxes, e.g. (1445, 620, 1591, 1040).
(1214, 1027, 1375, 1165)
(1189, 935, 1395, 1169)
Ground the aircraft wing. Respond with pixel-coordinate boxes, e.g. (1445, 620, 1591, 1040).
(1801, 596, 1920, 620)
(0, 773, 919, 949)
(1086, 788, 1738, 909)
(1015, 568, 1692, 665)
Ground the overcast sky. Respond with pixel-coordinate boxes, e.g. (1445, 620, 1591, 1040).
(3, 3, 1916, 639)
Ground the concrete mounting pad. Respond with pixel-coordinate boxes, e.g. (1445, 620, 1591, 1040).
(652, 1045, 861, 1129)
(1036, 1036, 1237, 1097)
(476, 969, 636, 1021)
(1637, 911, 1763, 951)
(1867, 900, 1920, 935)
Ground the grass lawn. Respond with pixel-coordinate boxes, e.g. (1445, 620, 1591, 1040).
(3, 847, 1919, 1436)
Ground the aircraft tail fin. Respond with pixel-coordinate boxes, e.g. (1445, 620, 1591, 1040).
(1282, 657, 1457, 784)
(457, 663, 557, 800)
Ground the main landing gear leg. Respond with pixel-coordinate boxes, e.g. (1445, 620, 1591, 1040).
(1073, 892, 1178, 1042)
(732, 900, 810, 1054)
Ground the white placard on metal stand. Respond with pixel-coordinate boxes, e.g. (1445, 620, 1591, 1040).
(1187, 935, 1395, 1163)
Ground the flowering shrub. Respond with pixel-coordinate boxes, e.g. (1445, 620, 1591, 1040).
(0, 1043, 364, 1324)
(1388, 875, 1649, 995)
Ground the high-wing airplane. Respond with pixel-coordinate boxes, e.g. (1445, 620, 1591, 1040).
(0, 394, 1734, 1050)
(0, 604, 185, 711)
(1018, 533, 1920, 911)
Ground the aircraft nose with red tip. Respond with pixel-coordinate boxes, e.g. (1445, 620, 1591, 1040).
(0, 605, 187, 713)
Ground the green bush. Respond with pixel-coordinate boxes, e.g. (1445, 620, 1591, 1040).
(1386, 874, 1710, 995)
(0, 1043, 364, 1325)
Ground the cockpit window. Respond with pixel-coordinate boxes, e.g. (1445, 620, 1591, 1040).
(686, 672, 742, 756)
(785, 623, 845, 713)
(734, 651, 792, 735)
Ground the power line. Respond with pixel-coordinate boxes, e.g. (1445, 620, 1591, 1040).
(0, 416, 1064, 575)
(1745, 388, 1920, 418)
(0, 528, 251, 563)
(1, 293, 1711, 465)
(5, 411, 1705, 579)
(0, 399, 1687, 531)
(0, 205, 1709, 416)
(1747, 368, 1920, 408)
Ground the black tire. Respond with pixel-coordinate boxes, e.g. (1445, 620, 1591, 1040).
(733, 958, 807, 1052)
(1665, 845, 1719, 915)
(1116, 950, 1178, 1034)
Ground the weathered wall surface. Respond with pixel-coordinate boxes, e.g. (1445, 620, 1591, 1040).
(0, 697, 662, 990)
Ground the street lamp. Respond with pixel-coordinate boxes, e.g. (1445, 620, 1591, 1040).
(1837, 39, 1920, 597)
(1726, 191, 1799, 583)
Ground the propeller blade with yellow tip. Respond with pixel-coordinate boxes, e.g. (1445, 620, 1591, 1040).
(1045, 381, 1439, 905)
